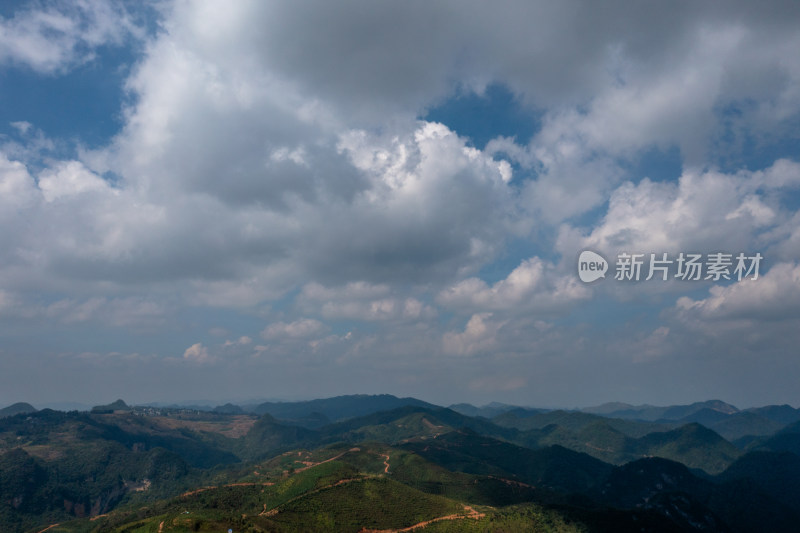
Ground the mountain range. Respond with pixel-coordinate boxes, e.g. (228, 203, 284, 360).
(2, 395, 799, 532)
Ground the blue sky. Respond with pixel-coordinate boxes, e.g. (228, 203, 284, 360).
(1, 0, 800, 409)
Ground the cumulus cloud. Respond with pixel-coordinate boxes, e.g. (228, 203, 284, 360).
(438, 257, 590, 314)
(559, 160, 800, 267)
(1, 0, 800, 406)
(0, 0, 143, 73)
(182, 342, 213, 363)
(298, 282, 435, 322)
(38, 160, 113, 202)
(443, 313, 503, 356)
(674, 262, 800, 322)
(3, 1, 798, 300)
(261, 318, 328, 341)
(223, 336, 252, 347)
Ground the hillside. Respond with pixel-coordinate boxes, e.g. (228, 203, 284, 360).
(0, 402, 37, 418)
(250, 394, 437, 422)
(2, 396, 799, 532)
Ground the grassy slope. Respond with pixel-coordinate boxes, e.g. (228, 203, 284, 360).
(46, 451, 588, 533)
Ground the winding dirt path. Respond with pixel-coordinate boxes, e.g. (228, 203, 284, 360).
(295, 447, 360, 473)
(358, 505, 485, 532)
(381, 453, 391, 473)
(181, 482, 274, 498)
(36, 524, 60, 533)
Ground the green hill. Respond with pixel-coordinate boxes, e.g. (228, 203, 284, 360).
(4, 397, 800, 533)
(635, 423, 742, 474)
(494, 408, 674, 438)
(403, 429, 613, 494)
(212, 403, 244, 415)
(238, 413, 320, 460)
(252, 394, 437, 422)
(597, 400, 739, 422)
(90, 399, 131, 414)
(707, 411, 785, 441)
(55, 451, 587, 533)
(718, 451, 800, 510)
(0, 402, 37, 418)
(744, 404, 800, 425)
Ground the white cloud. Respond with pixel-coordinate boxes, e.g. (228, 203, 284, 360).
(443, 313, 503, 356)
(559, 160, 800, 265)
(38, 160, 112, 202)
(675, 262, 800, 322)
(261, 318, 328, 340)
(298, 282, 435, 322)
(224, 336, 252, 347)
(438, 257, 590, 314)
(10, 121, 32, 135)
(0, 0, 142, 73)
(183, 342, 213, 364)
(2, 1, 800, 407)
(0, 153, 36, 204)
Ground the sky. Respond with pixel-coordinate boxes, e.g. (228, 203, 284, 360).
(1, 1, 800, 409)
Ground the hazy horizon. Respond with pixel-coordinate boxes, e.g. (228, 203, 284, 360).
(5, 394, 798, 415)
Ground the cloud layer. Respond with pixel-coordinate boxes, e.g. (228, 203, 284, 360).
(1, 0, 799, 407)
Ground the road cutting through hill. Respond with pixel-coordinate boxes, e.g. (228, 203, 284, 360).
(382, 453, 390, 473)
(181, 482, 274, 498)
(358, 504, 485, 532)
(295, 447, 361, 473)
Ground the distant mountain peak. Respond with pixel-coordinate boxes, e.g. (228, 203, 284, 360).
(91, 399, 131, 413)
(0, 401, 37, 418)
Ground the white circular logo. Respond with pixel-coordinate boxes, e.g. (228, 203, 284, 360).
(578, 250, 608, 283)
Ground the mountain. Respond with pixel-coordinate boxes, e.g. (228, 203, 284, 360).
(496, 416, 740, 475)
(749, 419, 800, 456)
(660, 400, 739, 420)
(0, 402, 37, 418)
(672, 407, 733, 426)
(582, 401, 640, 415)
(596, 400, 739, 422)
(238, 413, 319, 460)
(494, 408, 674, 437)
(6, 396, 800, 533)
(718, 451, 800, 510)
(744, 404, 800, 425)
(403, 428, 613, 494)
(494, 408, 605, 431)
(591, 457, 721, 528)
(75, 445, 588, 533)
(593, 457, 800, 533)
(251, 394, 437, 422)
(319, 405, 520, 445)
(212, 402, 244, 414)
(635, 423, 741, 474)
(90, 398, 131, 413)
(0, 410, 202, 531)
(448, 401, 540, 418)
(706, 411, 785, 441)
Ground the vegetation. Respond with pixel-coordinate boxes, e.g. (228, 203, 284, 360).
(1, 396, 800, 532)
